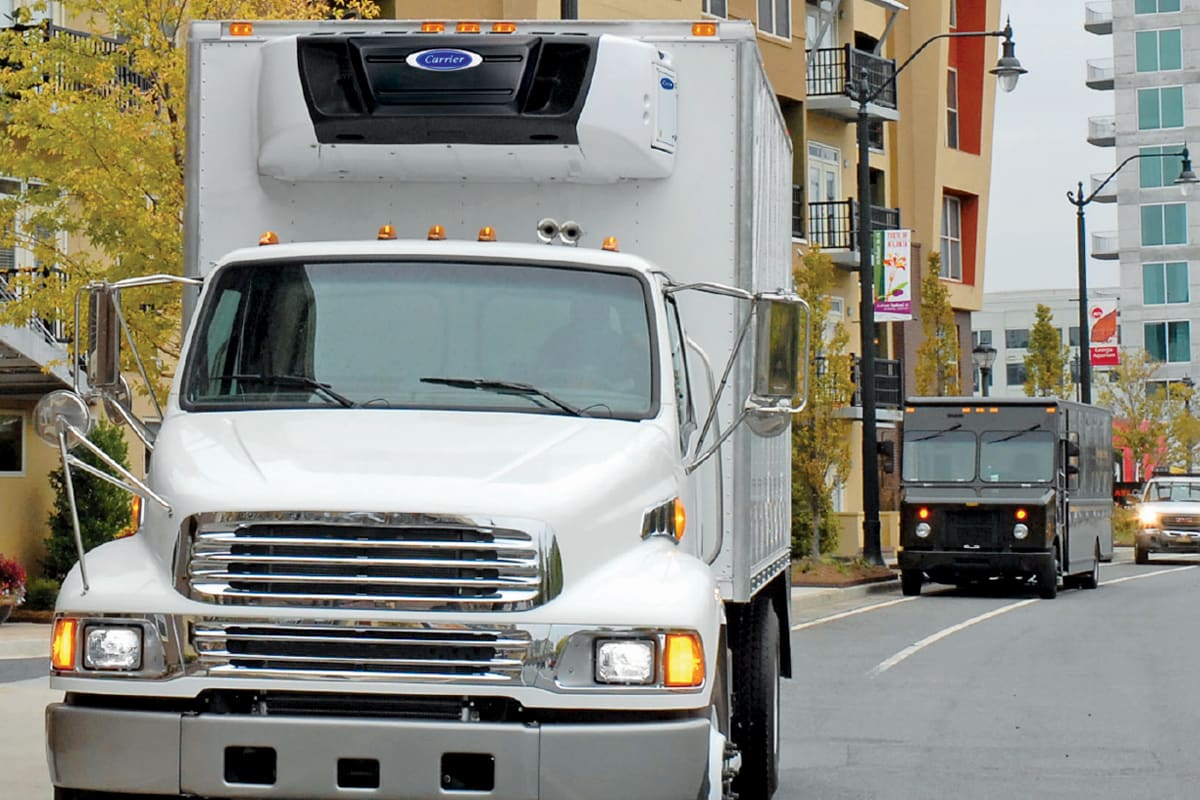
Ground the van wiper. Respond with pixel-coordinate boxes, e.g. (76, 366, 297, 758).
(911, 423, 962, 442)
(215, 373, 357, 408)
(988, 424, 1042, 444)
(420, 377, 585, 417)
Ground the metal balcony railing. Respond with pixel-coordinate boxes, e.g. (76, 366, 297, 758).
(5, 22, 152, 92)
(851, 357, 903, 409)
(1084, 1, 1113, 35)
(805, 199, 901, 252)
(791, 185, 806, 239)
(807, 46, 898, 111)
(0, 270, 67, 347)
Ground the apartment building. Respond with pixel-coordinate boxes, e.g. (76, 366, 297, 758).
(1085, 0, 1200, 382)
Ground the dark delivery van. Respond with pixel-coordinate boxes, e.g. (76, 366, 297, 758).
(898, 398, 1113, 599)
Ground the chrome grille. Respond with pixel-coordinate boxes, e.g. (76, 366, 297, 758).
(180, 512, 559, 611)
(192, 621, 532, 682)
(1162, 515, 1200, 530)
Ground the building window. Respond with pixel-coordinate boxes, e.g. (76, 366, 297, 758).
(946, 69, 959, 149)
(940, 195, 962, 280)
(1137, 86, 1184, 130)
(1006, 329, 1030, 349)
(1144, 320, 1190, 362)
(1143, 262, 1189, 304)
(1135, 0, 1181, 13)
(973, 329, 993, 347)
(704, 0, 727, 17)
(1141, 203, 1188, 246)
(1136, 28, 1182, 72)
(758, 0, 791, 39)
(0, 414, 21, 474)
(1140, 144, 1187, 188)
(949, 0, 957, 28)
(1069, 326, 1081, 347)
(1006, 363, 1027, 386)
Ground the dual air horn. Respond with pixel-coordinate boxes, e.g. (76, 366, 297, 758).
(537, 218, 582, 246)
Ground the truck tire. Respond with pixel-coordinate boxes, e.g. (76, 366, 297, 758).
(1037, 550, 1058, 600)
(1077, 544, 1100, 590)
(900, 569, 922, 596)
(730, 599, 780, 799)
(1134, 543, 1149, 564)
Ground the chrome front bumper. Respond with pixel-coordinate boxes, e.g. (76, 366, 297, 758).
(47, 702, 711, 799)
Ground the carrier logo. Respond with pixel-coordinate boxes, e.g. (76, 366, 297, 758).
(660, 76, 675, 90)
(407, 48, 483, 71)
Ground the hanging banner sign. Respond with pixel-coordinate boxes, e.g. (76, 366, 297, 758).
(1089, 298, 1119, 367)
(873, 229, 912, 321)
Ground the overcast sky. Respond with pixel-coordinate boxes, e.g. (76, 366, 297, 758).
(985, 0, 1119, 292)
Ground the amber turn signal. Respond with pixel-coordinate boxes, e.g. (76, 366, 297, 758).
(51, 618, 78, 671)
(663, 633, 704, 687)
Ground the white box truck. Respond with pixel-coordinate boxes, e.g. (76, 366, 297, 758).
(39, 18, 805, 800)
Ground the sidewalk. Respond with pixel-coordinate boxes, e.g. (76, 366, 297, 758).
(0, 622, 50, 660)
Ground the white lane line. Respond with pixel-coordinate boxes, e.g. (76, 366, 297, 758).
(1105, 565, 1196, 585)
(791, 597, 916, 631)
(868, 564, 1198, 677)
(869, 599, 1039, 677)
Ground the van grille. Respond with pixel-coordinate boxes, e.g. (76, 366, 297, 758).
(179, 512, 560, 611)
(192, 621, 532, 682)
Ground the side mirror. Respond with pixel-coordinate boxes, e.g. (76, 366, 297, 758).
(32, 389, 94, 447)
(1066, 464, 1080, 476)
(1066, 441, 1081, 458)
(753, 298, 802, 400)
(88, 287, 122, 393)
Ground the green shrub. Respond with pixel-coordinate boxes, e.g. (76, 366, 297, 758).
(24, 577, 60, 611)
(43, 422, 133, 582)
(1113, 504, 1138, 547)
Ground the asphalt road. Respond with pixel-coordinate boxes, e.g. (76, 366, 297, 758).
(778, 554, 1200, 800)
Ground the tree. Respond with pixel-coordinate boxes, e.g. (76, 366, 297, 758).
(1165, 381, 1200, 472)
(0, 0, 377, 399)
(1022, 303, 1073, 398)
(913, 253, 960, 396)
(791, 248, 854, 559)
(1097, 348, 1171, 480)
(43, 422, 133, 581)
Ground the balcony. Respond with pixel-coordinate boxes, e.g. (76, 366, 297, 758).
(1086, 58, 1114, 90)
(835, 357, 904, 421)
(5, 22, 151, 92)
(806, 46, 900, 122)
(1087, 115, 1116, 147)
(803, 195, 902, 267)
(1084, 1, 1113, 35)
(1091, 230, 1119, 260)
(1089, 172, 1117, 203)
(0, 274, 73, 395)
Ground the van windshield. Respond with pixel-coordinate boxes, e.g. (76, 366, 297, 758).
(980, 430, 1054, 483)
(182, 259, 656, 418)
(902, 430, 976, 482)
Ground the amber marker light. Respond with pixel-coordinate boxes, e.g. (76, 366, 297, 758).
(478, 226, 497, 242)
(421, 21, 446, 33)
(427, 225, 446, 241)
(663, 633, 704, 687)
(601, 236, 620, 252)
(692, 22, 718, 37)
(492, 22, 517, 33)
(673, 498, 687, 542)
(228, 22, 254, 37)
(258, 231, 279, 246)
(1015, 509, 1028, 521)
(51, 618, 78, 671)
(917, 507, 930, 521)
(456, 21, 481, 33)
(377, 224, 397, 240)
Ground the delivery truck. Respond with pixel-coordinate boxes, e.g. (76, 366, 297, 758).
(898, 398, 1113, 599)
(37, 18, 806, 800)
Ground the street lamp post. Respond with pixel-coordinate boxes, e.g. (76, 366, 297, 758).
(1067, 149, 1199, 403)
(972, 344, 997, 397)
(850, 20, 1026, 566)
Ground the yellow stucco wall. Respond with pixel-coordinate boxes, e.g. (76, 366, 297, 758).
(0, 401, 59, 575)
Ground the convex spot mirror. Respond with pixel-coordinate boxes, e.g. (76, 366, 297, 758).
(33, 390, 93, 448)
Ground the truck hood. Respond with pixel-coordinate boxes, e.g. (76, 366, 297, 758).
(148, 410, 680, 582)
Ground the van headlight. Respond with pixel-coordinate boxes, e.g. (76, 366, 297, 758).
(915, 522, 931, 539)
(1013, 523, 1029, 540)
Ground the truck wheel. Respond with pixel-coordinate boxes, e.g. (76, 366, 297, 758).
(730, 600, 780, 799)
(1037, 551, 1058, 600)
(1077, 544, 1100, 590)
(900, 569, 922, 596)
(1134, 543, 1149, 565)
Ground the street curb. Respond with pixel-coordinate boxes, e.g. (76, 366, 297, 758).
(790, 579, 901, 617)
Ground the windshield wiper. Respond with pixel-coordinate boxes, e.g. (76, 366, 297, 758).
(215, 373, 357, 408)
(988, 424, 1043, 445)
(911, 423, 962, 442)
(420, 377, 585, 417)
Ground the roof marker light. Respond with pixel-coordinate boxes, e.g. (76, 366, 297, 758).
(377, 224, 397, 240)
(492, 22, 517, 33)
(457, 21, 481, 33)
(692, 22, 718, 37)
(427, 225, 446, 241)
(229, 22, 254, 37)
(601, 236, 620, 252)
(478, 226, 497, 242)
(421, 21, 446, 33)
(258, 231, 279, 246)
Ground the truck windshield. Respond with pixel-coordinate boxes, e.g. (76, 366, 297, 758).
(1144, 480, 1200, 502)
(979, 430, 1054, 483)
(183, 260, 656, 418)
(901, 430, 976, 482)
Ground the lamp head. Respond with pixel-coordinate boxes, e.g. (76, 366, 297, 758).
(972, 344, 998, 371)
(990, 18, 1027, 93)
(1175, 145, 1199, 197)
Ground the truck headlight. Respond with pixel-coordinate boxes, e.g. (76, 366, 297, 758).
(595, 639, 655, 685)
(83, 625, 143, 671)
(915, 522, 931, 539)
(1013, 523, 1029, 540)
(1139, 508, 1160, 528)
